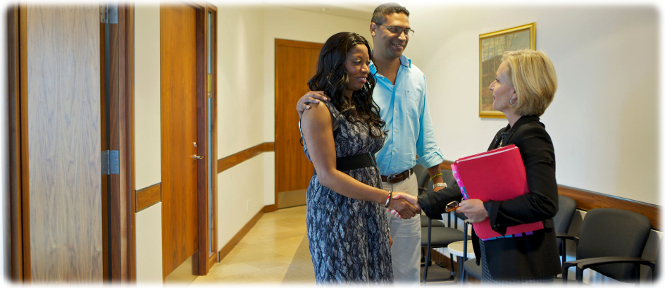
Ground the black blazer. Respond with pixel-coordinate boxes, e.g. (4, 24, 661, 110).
(418, 115, 561, 280)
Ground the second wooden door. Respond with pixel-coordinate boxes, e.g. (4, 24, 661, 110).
(274, 39, 323, 208)
(161, 3, 199, 279)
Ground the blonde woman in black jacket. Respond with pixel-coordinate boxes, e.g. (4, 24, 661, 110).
(395, 50, 560, 283)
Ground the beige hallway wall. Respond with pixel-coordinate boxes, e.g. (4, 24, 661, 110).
(407, 5, 659, 205)
(134, 4, 163, 283)
(214, 3, 267, 253)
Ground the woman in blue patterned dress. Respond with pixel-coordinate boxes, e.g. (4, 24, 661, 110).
(299, 32, 419, 283)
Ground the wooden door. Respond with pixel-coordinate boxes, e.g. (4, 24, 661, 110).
(160, 3, 200, 279)
(274, 39, 323, 208)
(19, 5, 103, 281)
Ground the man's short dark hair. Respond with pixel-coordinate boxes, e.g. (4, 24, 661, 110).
(371, 3, 409, 24)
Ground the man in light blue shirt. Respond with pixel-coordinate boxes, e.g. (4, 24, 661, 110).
(297, 3, 446, 283)
(371, 54, 443, 178)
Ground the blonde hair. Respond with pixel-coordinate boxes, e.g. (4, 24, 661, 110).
(501, 50, 558, 116)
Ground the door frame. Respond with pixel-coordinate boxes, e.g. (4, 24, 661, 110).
(8, 3, 136, 282)
(199, 3, 219, 275)
(186, 1, 219, 276)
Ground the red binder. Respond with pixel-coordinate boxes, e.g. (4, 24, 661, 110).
(451, 144, 544, 240)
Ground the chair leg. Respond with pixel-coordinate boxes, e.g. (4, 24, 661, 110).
(449, 253, 456, 279)
(423, 245, 431, 283)
(460, 259, 465, 283)
(423, 218, 433, 284)
(560, 239, 567, 273)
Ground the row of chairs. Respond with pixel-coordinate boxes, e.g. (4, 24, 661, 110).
(414, 164, 658, 284)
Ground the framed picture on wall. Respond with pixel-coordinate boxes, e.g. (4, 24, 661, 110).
(479, 23, 536, 118)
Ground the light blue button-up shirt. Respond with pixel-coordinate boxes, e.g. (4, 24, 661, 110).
(371, 54, 444, 175)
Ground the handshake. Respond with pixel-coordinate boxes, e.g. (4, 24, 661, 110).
(386, 193, 421, 219)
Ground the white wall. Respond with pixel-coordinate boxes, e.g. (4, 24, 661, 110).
(135, 5, 162, 191)
(214, 3, 267, 250)
(136, 203, 163, 283)
(134, 5, 163, 282)
(406, 5, 659, 204)
(217, 156, 267, 246)
(216, 4, 266, 157)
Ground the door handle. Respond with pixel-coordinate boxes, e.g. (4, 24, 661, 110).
(192, 155, 204, 160)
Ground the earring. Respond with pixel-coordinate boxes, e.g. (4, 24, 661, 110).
(510, 98, 518, 106)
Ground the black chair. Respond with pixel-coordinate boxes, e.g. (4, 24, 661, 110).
(413, 164, 429, 195)
(560, 208, 655, 284)
(421, 215, 446, 228)
(460, 195, 579, 283)
(460, 217, 482, 282)
(421, 169, 465, 283)
(415, 164, 446, 228)
(553, 195, 577, 270)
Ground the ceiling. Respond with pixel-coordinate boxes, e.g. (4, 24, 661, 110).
(266, 0, 382, 20)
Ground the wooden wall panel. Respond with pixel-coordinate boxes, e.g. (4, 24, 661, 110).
(136, 183, 162, 212)
(558, 186, 660, 230)
(217, 142, 274, 173)
(26, 5, 103, 281)
(440, 161, 660, 230)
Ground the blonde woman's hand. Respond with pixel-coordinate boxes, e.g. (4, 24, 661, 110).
(457, 199, 488, 223)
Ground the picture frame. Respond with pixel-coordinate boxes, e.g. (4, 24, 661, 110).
(479, 23, 536, 118)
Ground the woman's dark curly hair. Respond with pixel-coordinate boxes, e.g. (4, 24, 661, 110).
(307, 32, 386, 138)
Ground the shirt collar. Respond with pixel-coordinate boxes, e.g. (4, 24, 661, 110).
(399, 54, 411, 67)
(369, 52, 411, 75)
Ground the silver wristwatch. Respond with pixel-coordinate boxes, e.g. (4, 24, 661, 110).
(433, 182, 447, 189)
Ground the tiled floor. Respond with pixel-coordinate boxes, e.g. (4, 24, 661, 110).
(190, 205, 307, 285)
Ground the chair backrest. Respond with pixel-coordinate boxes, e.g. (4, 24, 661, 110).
(441, 169, 456, 188)
(577, 208, 651, 282)
(413, 164, 429, 192)
(553, 195, 576, 234)
(438, 170, 460, 226)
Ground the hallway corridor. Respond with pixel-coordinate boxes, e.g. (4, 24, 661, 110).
(190, 206, 308, 284)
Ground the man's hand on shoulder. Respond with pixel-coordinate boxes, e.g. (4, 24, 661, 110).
(296, 91, 329, 116)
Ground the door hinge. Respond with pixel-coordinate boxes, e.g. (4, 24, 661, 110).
(102, 150, 120, 175)
(100, 3, 118, 24)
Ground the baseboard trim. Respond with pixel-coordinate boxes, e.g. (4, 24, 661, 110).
(263, 204, 278, 213)
(217, 205, 274, 262)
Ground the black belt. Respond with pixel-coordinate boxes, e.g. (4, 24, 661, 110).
(337, 153, 376, 171)
(314, 153, 377, 175)
(381, 168, 414, 184)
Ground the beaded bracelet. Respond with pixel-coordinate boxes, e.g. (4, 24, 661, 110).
(384, 190, 393, 208)
(429, 172, 443, 181)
